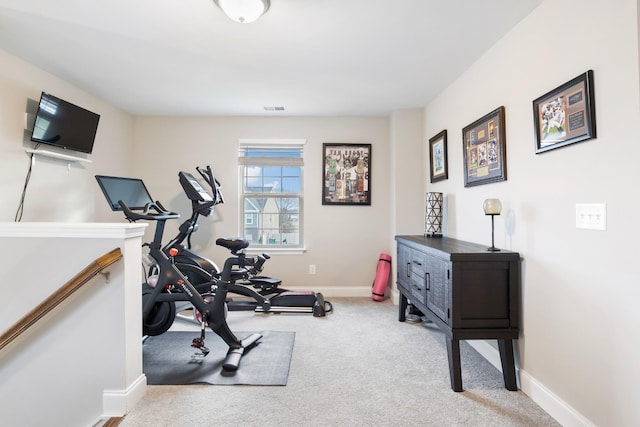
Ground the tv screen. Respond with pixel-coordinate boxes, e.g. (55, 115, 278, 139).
(95, 175, 154, 211)
(31, 92, 100, 154)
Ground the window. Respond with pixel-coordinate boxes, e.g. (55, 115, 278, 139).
(239, 139, 304, 250)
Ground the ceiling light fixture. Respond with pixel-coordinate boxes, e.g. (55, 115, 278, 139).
(214, 0, 270, 24)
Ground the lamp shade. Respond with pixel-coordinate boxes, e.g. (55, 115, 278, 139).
(483, 198, 502, 215)
(215, 0, 270, 23)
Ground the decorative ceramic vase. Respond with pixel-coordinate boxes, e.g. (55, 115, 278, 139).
(425, 192, 444, 238)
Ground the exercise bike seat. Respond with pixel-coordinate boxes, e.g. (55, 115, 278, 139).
(216, 238, 250, 253)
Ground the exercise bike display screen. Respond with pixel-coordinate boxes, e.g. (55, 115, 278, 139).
(95, 175, 155, 211)
(179, 171, 213, 202)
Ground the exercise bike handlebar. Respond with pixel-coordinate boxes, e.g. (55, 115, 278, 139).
(118, 199, 180, 222)
(196, 165, 224, 205)
(251, 253, 269, 272)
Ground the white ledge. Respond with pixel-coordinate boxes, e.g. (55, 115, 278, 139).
(26, 148, 92, 163)
(246, 247, 306, 255)
(0, 222, 147, 239)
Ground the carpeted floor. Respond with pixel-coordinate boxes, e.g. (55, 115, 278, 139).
(118, 298, 561, 427)
(143, 330, 295, 385)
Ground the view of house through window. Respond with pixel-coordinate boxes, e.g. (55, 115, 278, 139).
(239, 140, 304, 248)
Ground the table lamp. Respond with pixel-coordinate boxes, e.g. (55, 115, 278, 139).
(483, 198, 501, 251)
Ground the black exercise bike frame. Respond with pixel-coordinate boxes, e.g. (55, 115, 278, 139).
(158, 166, 276, 312)
(121, 199, 261, 371)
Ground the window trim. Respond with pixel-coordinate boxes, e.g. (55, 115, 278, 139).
(239, 138, 306, 146)
(238, 139, 306, 254)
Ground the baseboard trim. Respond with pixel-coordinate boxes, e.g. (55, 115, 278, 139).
(466, 341, 593, 427)
(520, 370, 595, 427)
(287, 286, 373, 298)
(102, 374, 147, 417)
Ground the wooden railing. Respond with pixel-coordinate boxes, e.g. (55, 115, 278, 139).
(0, 247, 123, 352)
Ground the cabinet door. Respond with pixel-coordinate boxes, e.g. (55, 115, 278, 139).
(397, 244, 427, 307)
(453, 261, 512, 328)
(396, 244, 411, 290)
(426, 254, 450, 324)
(408, 249, 427, 306)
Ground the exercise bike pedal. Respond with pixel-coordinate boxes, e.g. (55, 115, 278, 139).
(191, 337, 210, 356)
(249, 276, 282, 292)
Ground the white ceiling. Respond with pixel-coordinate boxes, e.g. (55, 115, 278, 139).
(0, 0, 543, 116)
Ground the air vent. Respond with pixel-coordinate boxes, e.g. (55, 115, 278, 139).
(263, 106, 285, 111)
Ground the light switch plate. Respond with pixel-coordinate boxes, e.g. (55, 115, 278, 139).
(576, 203, 606, 230)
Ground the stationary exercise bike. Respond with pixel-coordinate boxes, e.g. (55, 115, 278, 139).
(160, 166, 278, 313)
(95, 175, 262, 371)
(165, 166, 332, 317)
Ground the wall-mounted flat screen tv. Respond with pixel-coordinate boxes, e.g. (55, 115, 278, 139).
(30, 92, 100, 154)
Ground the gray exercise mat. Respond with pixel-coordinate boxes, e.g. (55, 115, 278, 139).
(143, 330, 295, 385)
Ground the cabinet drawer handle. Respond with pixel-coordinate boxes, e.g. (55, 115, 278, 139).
(406, 262, 411, 277)
(413, 260, 422, 266)
(425, 272, 430, 290)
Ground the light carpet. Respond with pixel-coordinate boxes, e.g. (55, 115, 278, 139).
(120, 298, 561, 426)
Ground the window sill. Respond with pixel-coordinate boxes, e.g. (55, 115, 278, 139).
(246, 247, 306, 255)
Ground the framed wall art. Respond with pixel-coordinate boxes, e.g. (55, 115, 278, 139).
(322, 143, 371, 205)
(462, 106, 507, 187)
(533, 70, 596, 154)
(429, 130, 448, 183)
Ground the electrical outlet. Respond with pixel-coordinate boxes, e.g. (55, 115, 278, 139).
(309, 264, 316, 275)
(576, 203, 606, 230)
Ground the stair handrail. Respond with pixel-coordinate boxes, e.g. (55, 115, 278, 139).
(0, 247, 123, 352)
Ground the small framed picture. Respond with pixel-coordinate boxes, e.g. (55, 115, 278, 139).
(322, 143, 371, 205)
(533, 70, 596, 154)
(429, 130, 448, 183)
(462, 106, 507, 187)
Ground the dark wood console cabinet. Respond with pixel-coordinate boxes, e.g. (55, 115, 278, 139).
(395, 235, 520, 392)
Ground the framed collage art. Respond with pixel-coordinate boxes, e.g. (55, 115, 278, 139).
(462, 106, 507, 187)
(322, 143, 371, 205)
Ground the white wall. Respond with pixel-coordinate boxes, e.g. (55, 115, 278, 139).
(130, 116, 392, 295)
(0, 50, 135, 223)
(423, 0, 640, 425)
(0, 49, 141, 424)
(389, 109, 424, 300)
(390, 109, 425, 236)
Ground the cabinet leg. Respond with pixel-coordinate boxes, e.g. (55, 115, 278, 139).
(498, 339, 518, 391)
(399, 293, 407, 322)
(446, 338, 463, 392)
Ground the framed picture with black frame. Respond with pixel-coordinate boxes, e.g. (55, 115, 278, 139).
(462, 106, 507, 187)
(533, 70, 596, 154)
(429, 130, 448, 183)
(322, 143, 371, 205)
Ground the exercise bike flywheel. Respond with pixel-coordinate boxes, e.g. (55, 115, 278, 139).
(142, 284, 176, 336)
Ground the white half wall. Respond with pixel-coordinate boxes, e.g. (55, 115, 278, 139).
(0, 222, 147, 426)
